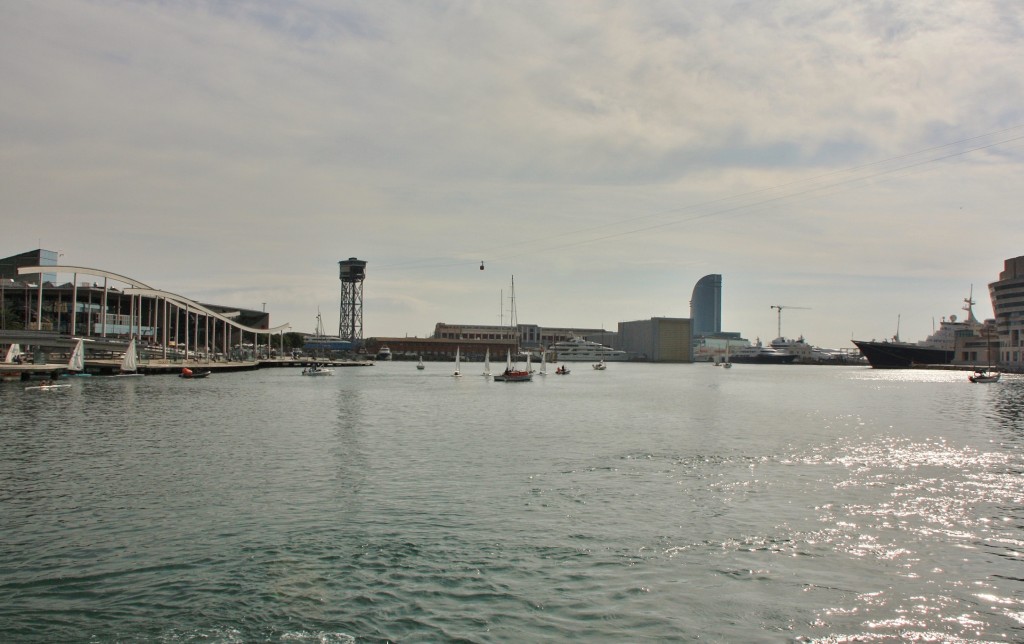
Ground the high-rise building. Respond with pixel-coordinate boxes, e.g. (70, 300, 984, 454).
(989, 255, 1024, 369)
(690, 274, 722, 337)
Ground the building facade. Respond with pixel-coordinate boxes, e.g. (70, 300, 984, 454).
(1, 249, 284, 364)
(690, 274, 722, 337)
(989, 255, 1024, 369)
(432, 322, 609, 350)
(0, 249, 58, 284)
(618, 317, 692, 362)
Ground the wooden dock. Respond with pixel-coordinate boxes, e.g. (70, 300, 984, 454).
(1, 357, 374, 380)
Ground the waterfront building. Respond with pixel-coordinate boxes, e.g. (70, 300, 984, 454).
(0, 249, 288, 370)
(689, 273, 751, 361)
(432, 322, 610, 351)
(989, 255, 1024, 369)
(690, 274, 722, 337)
(0, 249, 59, 284)
(617, 317, 692, 362)
(693, 333, 749, 363)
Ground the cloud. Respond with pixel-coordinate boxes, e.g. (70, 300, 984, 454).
(1, 1, 1022, 348)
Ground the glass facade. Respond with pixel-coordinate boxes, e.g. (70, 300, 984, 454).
(690, 274, 722, 337)
(989, 255, 1024, 369)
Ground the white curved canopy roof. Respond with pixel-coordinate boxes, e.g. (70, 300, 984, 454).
(124, 287, 290, 334)
(18, 264, 289, 334)
(18, 265, 152, 289)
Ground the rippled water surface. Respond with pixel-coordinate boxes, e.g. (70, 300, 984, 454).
(2, 363, 1022, 642)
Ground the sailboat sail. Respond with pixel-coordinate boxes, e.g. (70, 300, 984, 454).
(121, 339, 138, 373)
(482, 349, 491, 376)
(68, 339, 85, 372)
(3, 343, 20, 363)
(453, 347, 462, 377)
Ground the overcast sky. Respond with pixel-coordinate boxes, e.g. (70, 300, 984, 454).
(3, 1, 1023, 349)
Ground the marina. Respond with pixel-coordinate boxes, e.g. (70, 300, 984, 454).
(1, 362, 1021, 642)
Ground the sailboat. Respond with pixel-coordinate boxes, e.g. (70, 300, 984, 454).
(452, 347, 462, 377)
(416, 355, 425, 370)
(4, 343, 20, 363)
(67, 338, 90, 376)
(481, 346, 493, 376)
(723, 341, 732, 368)
(116, 338, 144, 376)
(538, 350, 547, 376)
(2, 343, 23, 381)
(969, 333, 1000, 383)
(493, 277, 532, 382)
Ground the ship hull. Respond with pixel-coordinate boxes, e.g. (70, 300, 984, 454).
(728, 354, 798, 364)
(852, 340, 954, 369)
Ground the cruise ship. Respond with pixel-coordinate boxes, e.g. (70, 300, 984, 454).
(549, 337, 629, 362)
(852, 292, 984, 368)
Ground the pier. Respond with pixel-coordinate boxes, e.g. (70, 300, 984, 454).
(0, 357, 373, 380)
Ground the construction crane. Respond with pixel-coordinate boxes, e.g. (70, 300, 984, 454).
(770, 305, 811, 339)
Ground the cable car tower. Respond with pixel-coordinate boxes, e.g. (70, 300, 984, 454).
(339, 258, 367, 346)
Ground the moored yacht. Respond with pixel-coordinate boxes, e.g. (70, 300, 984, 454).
(549, 337, 628, 362)
(852, 291, 986, 368)
(727, 339, 798, 364)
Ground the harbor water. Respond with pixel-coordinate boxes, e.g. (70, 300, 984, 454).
(1, 362, 1022, 642)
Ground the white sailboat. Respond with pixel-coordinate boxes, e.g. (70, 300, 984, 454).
(969, 334, 999, 383)
(452, 347, 462, 377)
(67, 338, 89, 376)
(482, 349, 491, 377)
(4, 343, 21, 363)
(117, 338, 143, 376)
(417, 355, 425, 370)
(538, 350, 547, 376)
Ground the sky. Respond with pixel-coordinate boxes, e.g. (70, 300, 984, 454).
(2, 1, 1023, 349)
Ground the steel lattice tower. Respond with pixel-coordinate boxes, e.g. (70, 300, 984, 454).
(338, 258, 367, 345)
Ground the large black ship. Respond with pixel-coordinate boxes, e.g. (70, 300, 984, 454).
(852, 291, 983, 369)
(851, 340, 954, 368)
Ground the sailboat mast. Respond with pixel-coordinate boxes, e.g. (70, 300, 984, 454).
(510, 276, 518, 352)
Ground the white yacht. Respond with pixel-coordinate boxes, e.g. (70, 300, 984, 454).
(549, 337, 629, 362)
(728, 339, 798, 364)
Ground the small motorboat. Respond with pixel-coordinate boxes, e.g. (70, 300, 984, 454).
(968, 370, 1000, 383)
(592, 360, 607, 370)
(301, 364, 334, 376)
(179, 367, 211, 379)
(555, 365, 570, 375)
